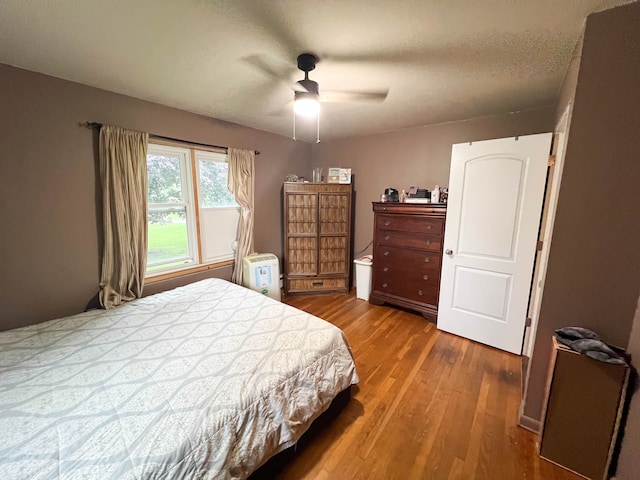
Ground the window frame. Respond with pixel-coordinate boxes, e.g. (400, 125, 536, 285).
(145, 141, 237, 281)
(146, 144, 199, 274)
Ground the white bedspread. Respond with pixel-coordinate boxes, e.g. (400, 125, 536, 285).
(0, 279, 358, 479)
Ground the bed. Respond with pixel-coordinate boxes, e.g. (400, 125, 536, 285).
(0, 278, 359, 479)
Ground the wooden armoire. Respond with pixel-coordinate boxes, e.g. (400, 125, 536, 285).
(283, 182, 353, 296)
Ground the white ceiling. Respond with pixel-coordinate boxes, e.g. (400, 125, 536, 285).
(0, 0, 633, 142)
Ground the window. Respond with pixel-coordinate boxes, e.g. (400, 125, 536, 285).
(194, 150, 240, 264)
(197, 151, 237, 208)
(146, 143, 238, 277)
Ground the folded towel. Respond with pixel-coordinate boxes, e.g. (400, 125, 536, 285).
(554, 327, 626, 365)
(555, 326, 600, 341)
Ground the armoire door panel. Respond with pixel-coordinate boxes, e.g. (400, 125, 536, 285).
(319, 236, 348, 274)
(287, 237, 318, 275)
(319, 193, 350, 234)
(287, 193, 318, 235)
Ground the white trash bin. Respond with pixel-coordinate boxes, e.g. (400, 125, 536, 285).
(353, 254, 373, 301)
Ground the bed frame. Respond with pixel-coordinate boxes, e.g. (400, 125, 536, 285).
(250, 386, 353, 478)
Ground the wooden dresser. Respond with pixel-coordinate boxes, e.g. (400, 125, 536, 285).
(370, 202, 446, 319)
(283, 182, 353, 296)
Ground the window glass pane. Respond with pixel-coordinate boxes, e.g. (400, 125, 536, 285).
(147, 207, 190, 270)
(199, 159, 238, 208)
(147, 154, 184, 204)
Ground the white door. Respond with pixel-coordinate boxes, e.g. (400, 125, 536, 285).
(437, 133, 552, 354)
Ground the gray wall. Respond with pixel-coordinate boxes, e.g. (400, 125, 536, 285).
(0, 64, 311, 330)
(617, 298, 640, 479)
(311, 108, 555, 258)
(0, 62, 554, 330)
(521, 3, 640, 472)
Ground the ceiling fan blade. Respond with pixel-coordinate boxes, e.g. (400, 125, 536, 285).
(240, 54, 297, 88)
(320, 89, 389, 103)
(267, 99, 293, 117)
(296, 78, 320, 94)
(293, 80, 308, 92)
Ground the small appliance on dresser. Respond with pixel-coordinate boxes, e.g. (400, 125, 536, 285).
(369, 202, 446, 320)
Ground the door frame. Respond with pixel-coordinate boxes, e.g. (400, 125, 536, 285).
(519, 103, 571, 431)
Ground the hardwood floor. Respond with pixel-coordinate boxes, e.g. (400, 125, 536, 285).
(275, 292, 581, 480)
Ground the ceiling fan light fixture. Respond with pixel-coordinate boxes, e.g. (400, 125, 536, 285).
(294, 91, 320, 117)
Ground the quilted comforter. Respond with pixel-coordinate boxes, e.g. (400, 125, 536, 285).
(0, 278, 358, 479)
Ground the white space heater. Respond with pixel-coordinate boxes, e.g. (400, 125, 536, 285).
(242, 253, 281, 301)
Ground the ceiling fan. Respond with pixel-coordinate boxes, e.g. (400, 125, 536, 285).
(292, 53, 389, 117)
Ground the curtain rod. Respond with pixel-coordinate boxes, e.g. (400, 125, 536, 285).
(83, 122, 260, 155)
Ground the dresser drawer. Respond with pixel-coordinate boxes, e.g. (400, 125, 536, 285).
(376, 214, 444, 234)
(287, 277, 347, 293)
(375, 245, 441, 271)
(377, 230, 442, 252)
(373, 266, 439, 305)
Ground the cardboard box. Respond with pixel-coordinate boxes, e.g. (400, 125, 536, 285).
(539, 337, 630, 480)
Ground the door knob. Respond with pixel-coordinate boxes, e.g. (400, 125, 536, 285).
(445, 249, 453, 255)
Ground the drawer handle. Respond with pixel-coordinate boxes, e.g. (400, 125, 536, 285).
(312, 281, 324, 287)
(382, 283, 388, 288)
(383, 267, 389, 272)
(423, 274, 429, 281)
(383, 251, 390, 256)
(418, 290, 424, 296)
(424, 257, 431, 263)
(384, 220, 391, 226)
(425, 240, 431, 245)
(427, 224, 432, 230)
(384, 235, 390, 241)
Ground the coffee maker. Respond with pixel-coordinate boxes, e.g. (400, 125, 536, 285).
(384, 188, 399, 202)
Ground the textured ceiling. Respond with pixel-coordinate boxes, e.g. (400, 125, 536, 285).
(0, 0, 633, 142)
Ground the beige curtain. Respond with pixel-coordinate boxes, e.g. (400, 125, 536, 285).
(98, 125, 149, 308)
(228, 148, 255, 284)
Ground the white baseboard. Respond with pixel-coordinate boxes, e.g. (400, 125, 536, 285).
(518, 414, 541, 433)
